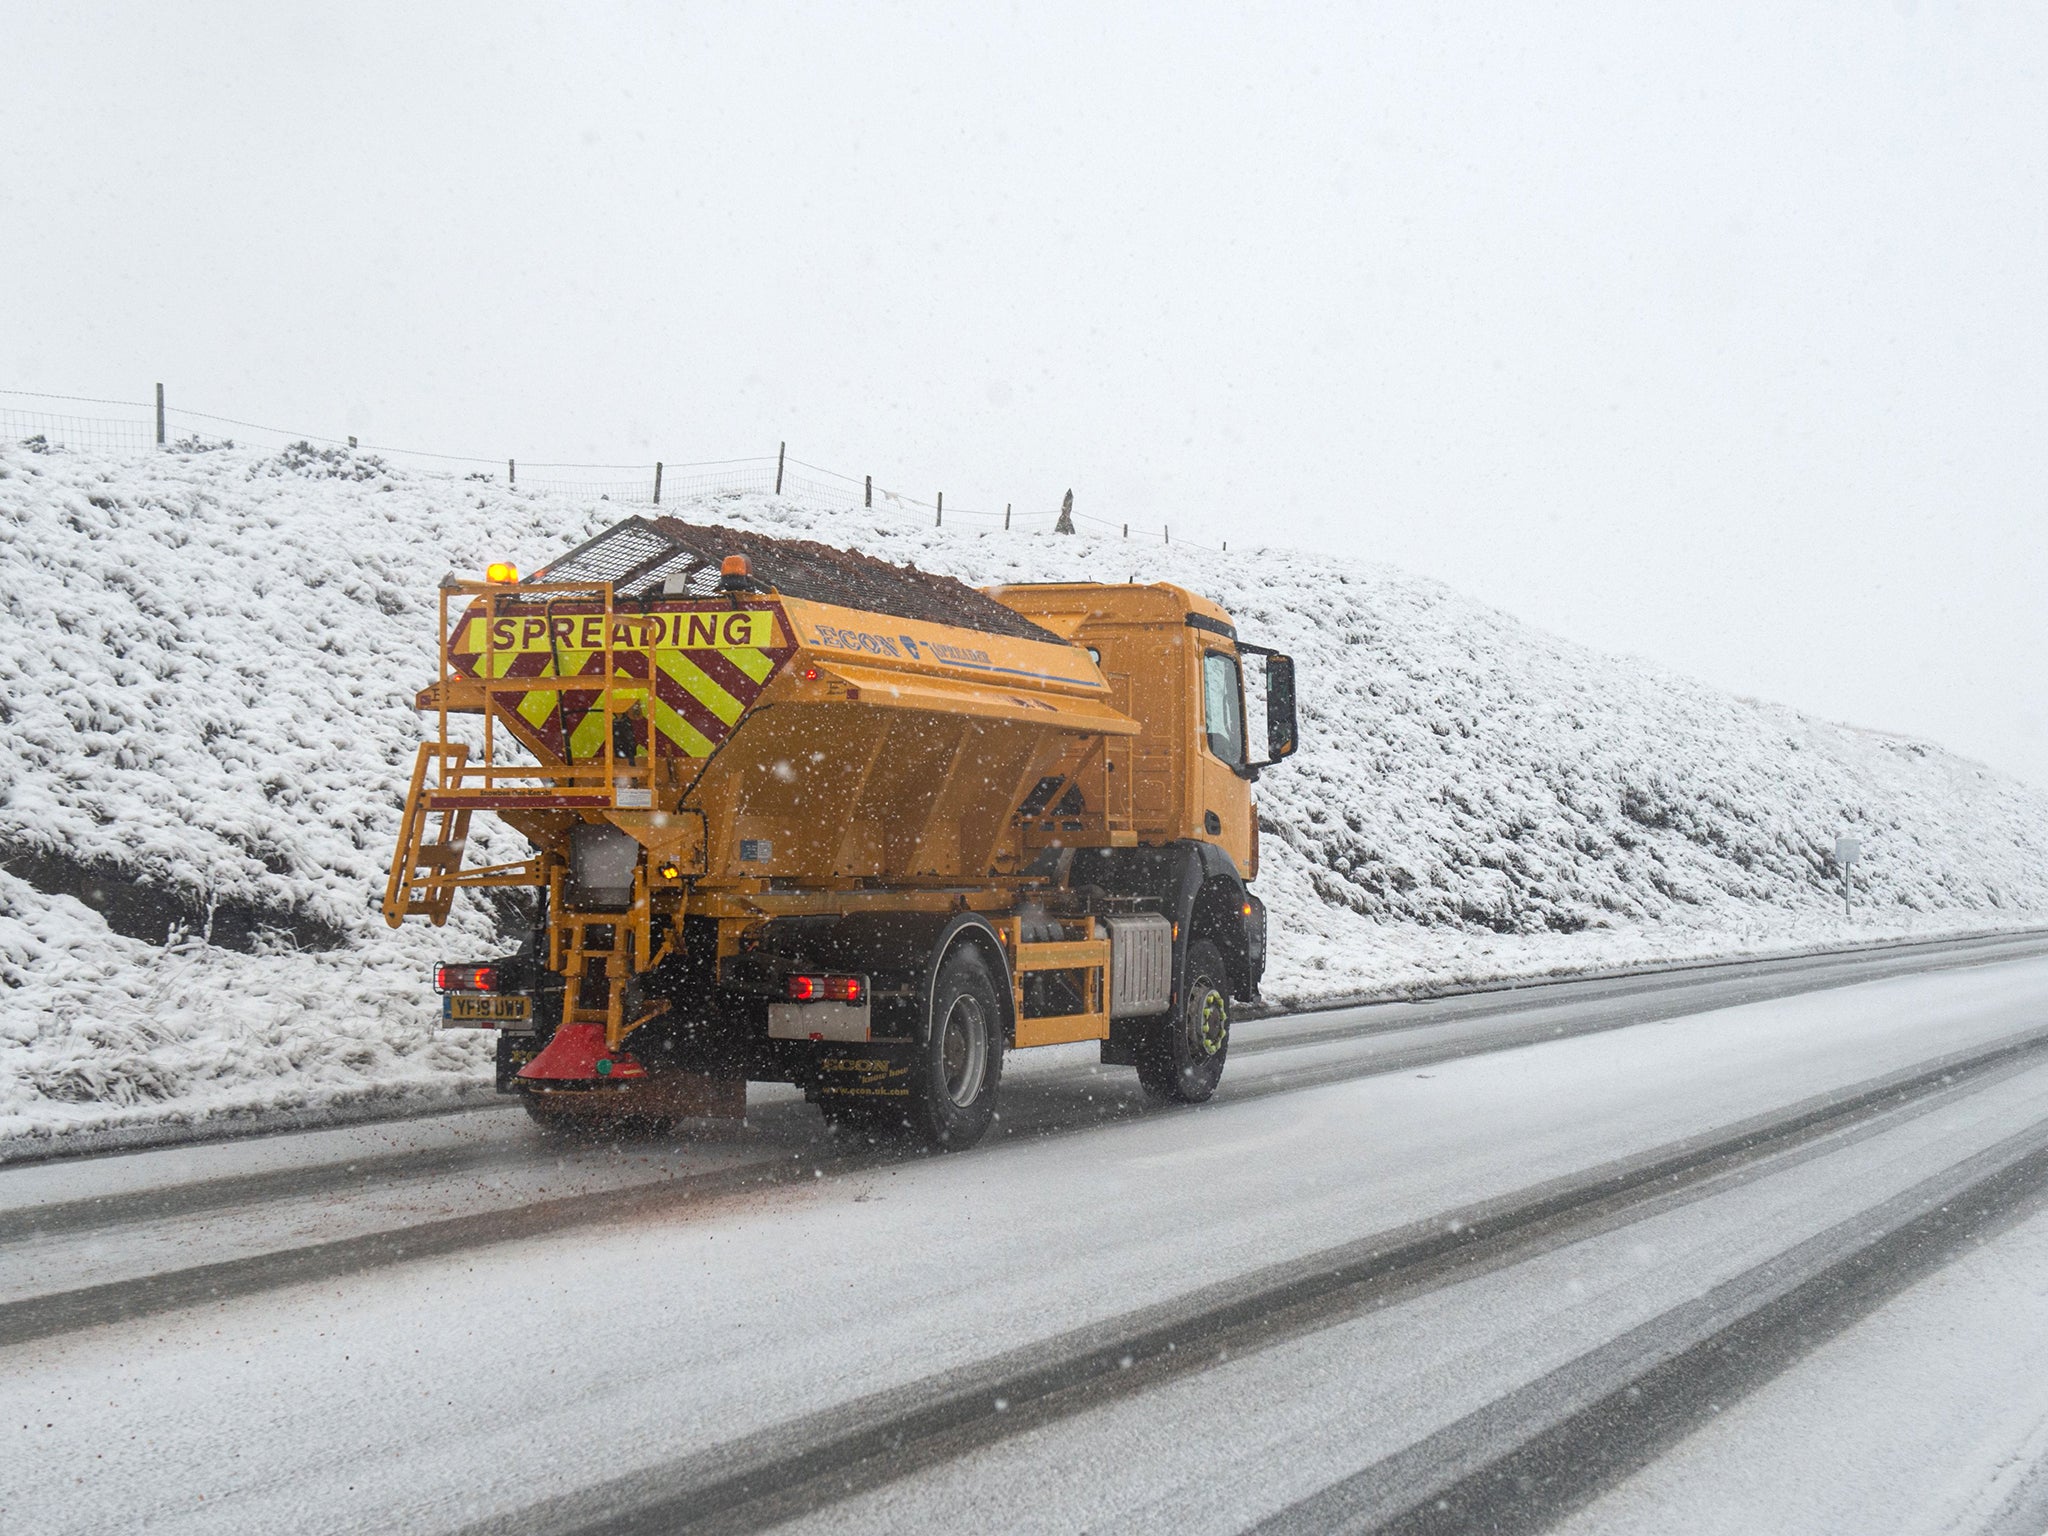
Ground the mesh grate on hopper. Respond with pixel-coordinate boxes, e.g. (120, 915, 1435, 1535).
(522, 516, 1063, 642)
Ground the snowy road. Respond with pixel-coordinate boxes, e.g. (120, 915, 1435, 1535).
(6, 932, 2048, 1534)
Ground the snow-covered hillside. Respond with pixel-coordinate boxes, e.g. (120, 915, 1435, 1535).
(5, 442, 2046, 1141)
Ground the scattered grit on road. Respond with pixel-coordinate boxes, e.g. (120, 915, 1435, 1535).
(6, 931, 2048, 1535)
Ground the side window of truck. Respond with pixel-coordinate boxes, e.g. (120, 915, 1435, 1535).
(1202, 651, 1245, 765)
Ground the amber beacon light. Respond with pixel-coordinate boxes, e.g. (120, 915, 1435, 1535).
(484, 561, 519, 584)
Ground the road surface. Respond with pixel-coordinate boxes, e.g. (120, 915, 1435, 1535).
(5, 931, 2048, 1534)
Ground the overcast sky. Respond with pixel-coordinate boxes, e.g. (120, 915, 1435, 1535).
(6, 2, 2046, 785)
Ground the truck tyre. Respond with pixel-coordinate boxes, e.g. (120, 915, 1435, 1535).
(907, 945, 1006, 1151)
(1137, 939, 1230, 1104)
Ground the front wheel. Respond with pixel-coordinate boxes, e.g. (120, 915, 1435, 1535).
(1137, 939, 1231, 1104)
(905, 945, 1006, 1151)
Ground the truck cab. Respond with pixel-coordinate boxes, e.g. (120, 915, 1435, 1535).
(985, 581, 1298, 1032)
(984, 581, 1297, 879)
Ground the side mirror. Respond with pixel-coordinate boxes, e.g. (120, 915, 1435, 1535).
(1264, 654, 1297, 763)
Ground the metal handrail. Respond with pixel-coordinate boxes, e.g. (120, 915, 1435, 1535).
(434, 576, 625, 804)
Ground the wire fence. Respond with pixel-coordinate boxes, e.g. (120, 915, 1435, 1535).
(0, 385, 1226, 551)
(0, 390, 162, 454)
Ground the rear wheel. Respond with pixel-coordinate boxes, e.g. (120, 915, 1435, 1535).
(905, 946, 1005, 1151)
(1137, 939, 1230, 1104)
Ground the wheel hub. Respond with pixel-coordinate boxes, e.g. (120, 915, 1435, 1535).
(941, 995, 989, 1106)
(1191, 987, 1228, 1057)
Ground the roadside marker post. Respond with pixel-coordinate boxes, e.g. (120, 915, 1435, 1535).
(1835, 834, 1861, 917)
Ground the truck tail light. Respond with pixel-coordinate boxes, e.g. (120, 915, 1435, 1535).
(436, 964, 498, 993)
(787, 975, 864, 1003)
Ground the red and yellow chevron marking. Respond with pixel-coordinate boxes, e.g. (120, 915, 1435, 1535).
(447, 601, 794, 760)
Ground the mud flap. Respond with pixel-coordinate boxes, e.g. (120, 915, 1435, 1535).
(496, 1032, 546, 1092)
(805, 1042, 917, 1107)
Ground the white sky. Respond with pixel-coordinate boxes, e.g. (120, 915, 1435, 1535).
(5, 2, 2046, 784)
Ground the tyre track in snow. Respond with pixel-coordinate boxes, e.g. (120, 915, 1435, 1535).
(1252, 1117, 2048, 1535)
(10, 929, 2045, 1252)
(0, 1146, 834, 1351)
(445, 1029, 2048, 1536)
(1240, 927, 2048, 1056)
(4, 934, 2046, 1353)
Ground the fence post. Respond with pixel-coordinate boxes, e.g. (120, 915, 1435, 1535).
(155, 383, 165, 447)
(865, 474, 872, 508)
(936, 492, 943, 528)
(775, 442, 785, 495)
(653, 461, 663, 506)
(508, 459, 516, 487)
(1122, 522, 1128, 538)
(1164, 525, 1170, 545)
(1004, 503, 1011, 530)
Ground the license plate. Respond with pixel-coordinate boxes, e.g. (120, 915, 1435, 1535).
(444, 994, 532, 1025)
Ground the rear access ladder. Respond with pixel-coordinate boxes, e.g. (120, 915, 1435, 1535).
(381, 743, 545, 926)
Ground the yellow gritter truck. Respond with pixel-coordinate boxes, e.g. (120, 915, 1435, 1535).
(384, 516, 1298, 1149)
